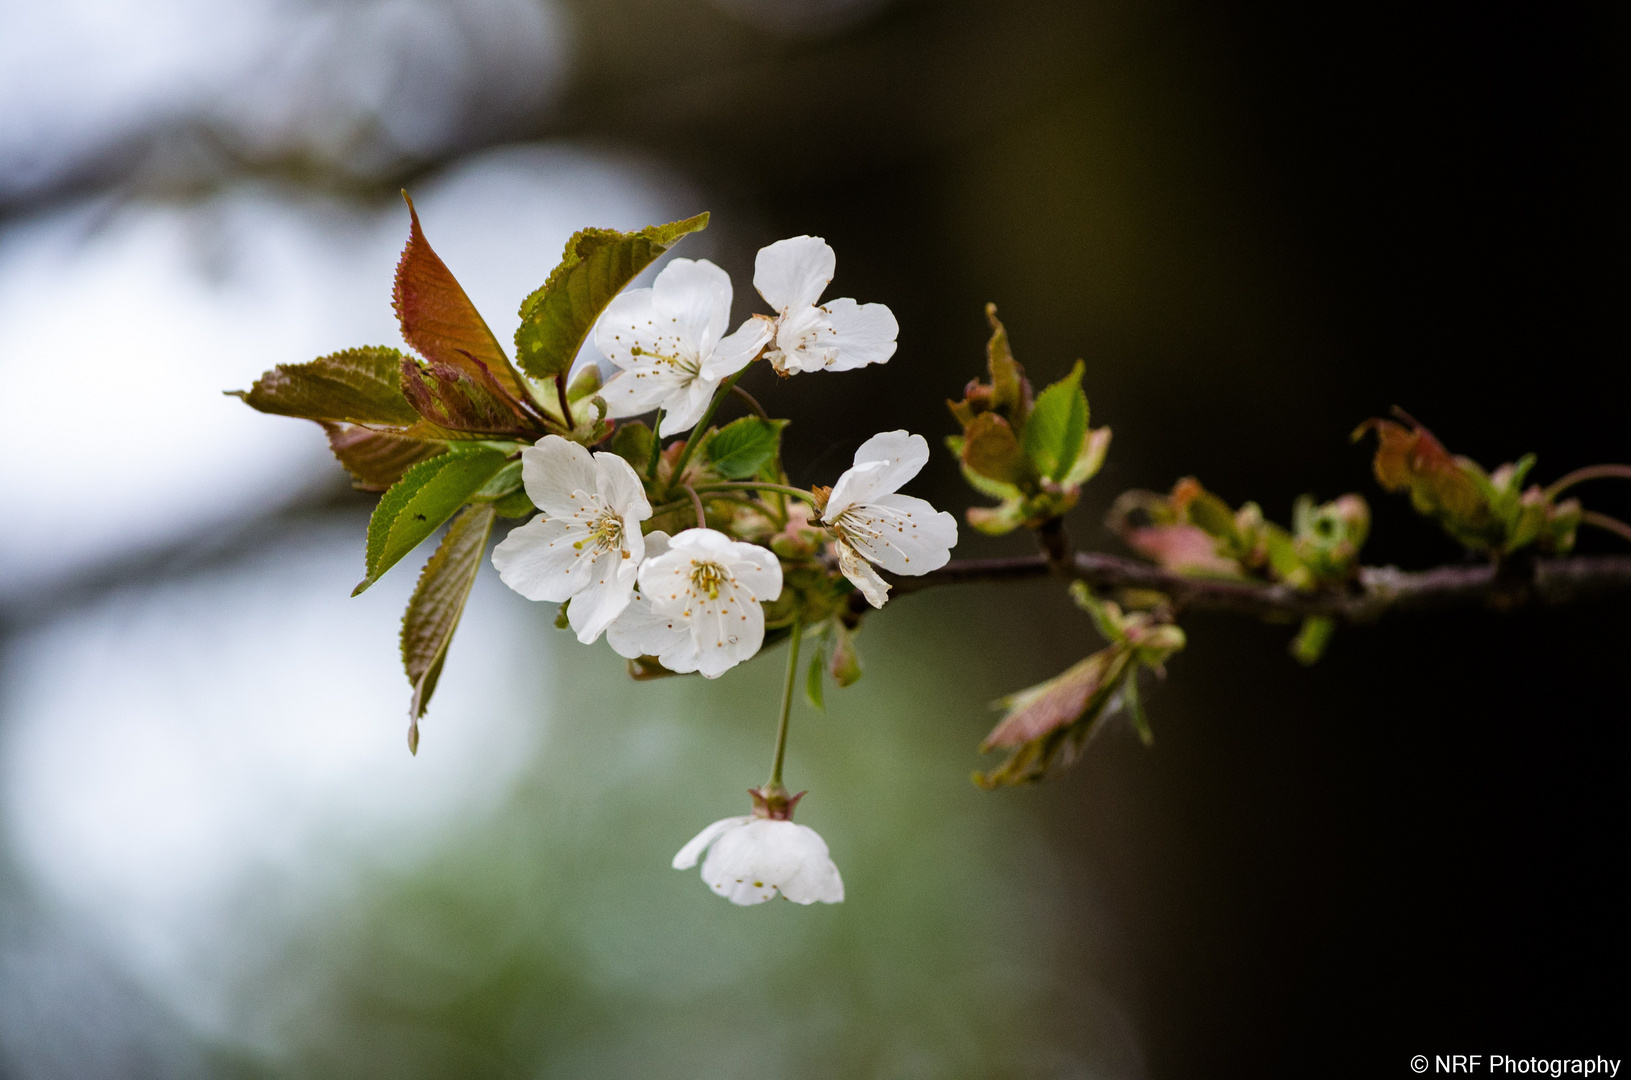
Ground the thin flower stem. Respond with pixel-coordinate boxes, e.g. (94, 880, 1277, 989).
(663, 370, 747, 499)
(554, 374, 576, 432)
(731, 384, 771, 420)
(768, 619, 803, 790)
(1543, 464, 1631, 500)
(645, 408, 665, 482)
(1580, 510, 1631, 544)
(693, 481, 820, 507)
(682, 484, 707, 529)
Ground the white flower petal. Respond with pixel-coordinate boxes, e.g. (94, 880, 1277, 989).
(835, 538, 891, 608)
(650, 258, 732, 361)
(605, 594, 699, 672)
(725, 542, 783, 602)
(490, 516, 598, 602)
(598, 361, 688, 419)
(565, 551, 639, 643)
(700, 819, 842, 905)
(822, 297, 898, 372)
(754, 235, 834, 313)
(642, 530, 671, 559)
(775, 824, 846, 904)
(520, 435, 600, 517)
(672, 815, 750, 870)
(689, 585, 765, 679)
(701, 317, 774, 382)
(836, 493, 958, 576)
(655, 372, 718, 437)
(593, 287, 665, 371)
(591, 451, 652, 521)
(826, 431, 929, 517)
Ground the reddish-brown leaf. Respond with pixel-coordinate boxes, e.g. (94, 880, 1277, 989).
(982, 648, 1131, 750)
(393, 194, 528, 401)
(322, 422, 448, 490)
(399, 355, 539, 437)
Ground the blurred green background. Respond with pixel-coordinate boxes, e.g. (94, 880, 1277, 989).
(0, 1, 1625, 1077)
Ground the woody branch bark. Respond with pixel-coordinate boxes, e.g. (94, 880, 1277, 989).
(872, 552, 1631, 621)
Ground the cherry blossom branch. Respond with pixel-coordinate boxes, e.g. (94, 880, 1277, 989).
(730, 384, 770, 421)
(693, 481, 820, 507)
(1580, 511, 1631, 545)
(1543, 463, 1631, 500)
(876, 551, 1631, 621)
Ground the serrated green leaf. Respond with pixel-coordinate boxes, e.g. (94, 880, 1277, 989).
(357, 446, 511, 594)
(233, 347, 421, 426)
(706, 416, 787, 479)
(401, 503, 496, 744)
(1061, 426, 1111, 487)
(514, 213, 709, 380)
(1021, 360, 1087, 483)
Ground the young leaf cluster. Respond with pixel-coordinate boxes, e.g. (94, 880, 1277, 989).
(945, 305, 1110, 535)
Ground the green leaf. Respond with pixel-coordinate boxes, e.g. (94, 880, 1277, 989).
(566, 364, 603, 403)
(1061, 426, 1111, 487)
(401, 503, 497, 749)
(806, 649, 827, 712)
(1290, 615, 1336, 666)
(610, 421, 655, 474)
(706, 416, 787, 479)
(514, 213, 710, 380)
(1021, 360, 1087, 483)
(357, 446, 511, 594)
(320, 422, 447, 491)
(232, 347, 421, 426)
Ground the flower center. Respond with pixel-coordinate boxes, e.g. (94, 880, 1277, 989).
(630, 345, 701, 378)
(589, 510, 624, 553)
(689, 561, 729, 600)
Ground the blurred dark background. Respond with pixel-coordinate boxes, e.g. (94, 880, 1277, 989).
(1, 1, 1626, 1076)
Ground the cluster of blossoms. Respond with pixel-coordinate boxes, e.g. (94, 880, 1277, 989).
(491, 237, 957, 904)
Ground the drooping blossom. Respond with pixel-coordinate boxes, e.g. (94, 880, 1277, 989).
(821, 430, 958, 608)
(607, 528, 782, 678)
(752, 236, 898, 376)
(595, 258, 771, 436)
(491, 435, 651, 643)
(673, 800, 844, 906)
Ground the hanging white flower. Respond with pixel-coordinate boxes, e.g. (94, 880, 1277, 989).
(490, 435, 651, 644)
(673, 809, 844, 906)
(608, 528, 783, 678)
(595, 258, 772, 436)
(752, 235, 898, 376)
(822, 430, 958, 608)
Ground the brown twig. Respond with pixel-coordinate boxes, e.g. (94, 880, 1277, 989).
(875, 551, 1631, 621)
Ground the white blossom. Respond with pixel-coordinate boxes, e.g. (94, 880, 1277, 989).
(490, 434, 651, 643)
(822, 430, 958, 608)
(673, 815, 844, 906)
(607, 528, 782, 678)
(595, 258, 771, 436)
(752, 235, 898, 376)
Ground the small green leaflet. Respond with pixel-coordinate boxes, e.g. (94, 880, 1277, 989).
(706, 417, 787, 479)
(232, 346, 421, 426)
(356, 446, 511, 595)
(401, 503, 497, 752)
(514, 213, 710, 380)
(1021, 360, 1088, 483)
